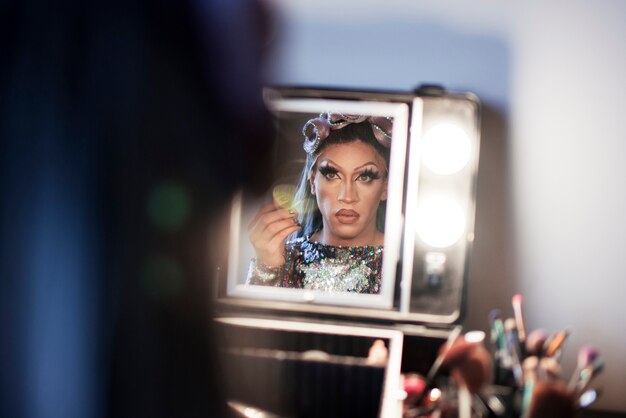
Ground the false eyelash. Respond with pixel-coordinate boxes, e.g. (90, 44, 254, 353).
(318, 165, 338, 176)
(358, 169, 381, 180)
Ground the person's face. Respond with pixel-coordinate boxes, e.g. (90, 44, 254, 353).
(310, 140, 388, 246)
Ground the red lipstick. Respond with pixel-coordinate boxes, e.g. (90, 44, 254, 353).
(335, 209, 360, 224)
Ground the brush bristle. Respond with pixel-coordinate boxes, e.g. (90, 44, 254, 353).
(525, 329, 548, 355)
(489, 309, 501, 321)
(578, 345, 599, 367)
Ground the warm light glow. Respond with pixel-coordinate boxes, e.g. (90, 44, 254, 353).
(428, 388, 442, 403)
(464, 330, 486, 343)
(416, 196, 466, 248)
(421, 123, 471, 175)
(424, 252, 446, 275)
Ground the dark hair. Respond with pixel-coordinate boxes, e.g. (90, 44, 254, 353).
(292, 121, 390, 239)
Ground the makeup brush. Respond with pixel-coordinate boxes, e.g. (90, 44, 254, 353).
(444, 331, 493, 394)
(503, 318, 524, 387)
(526, 380, 575, 418)
(489, 309, 507, 357)
(575, 356, 604, 395)
(511, 294, 527, 345)
(412, 326, 462, 407)
(567, 345, 599, 391)
(426, 326, 462, 383)
(538, 357, 562, 381)
(520, 356, 538, 418)
(525, 329, 549, 357)
(543, 328, 570, 358)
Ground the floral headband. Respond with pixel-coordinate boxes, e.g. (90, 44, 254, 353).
(302, 113, 393, 154)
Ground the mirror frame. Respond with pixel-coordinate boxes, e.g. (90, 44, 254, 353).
(226, 94, 410, 310)
(216, 86, 480, 326)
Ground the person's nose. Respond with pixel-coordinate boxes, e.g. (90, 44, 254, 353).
(338, 180, 359, 203)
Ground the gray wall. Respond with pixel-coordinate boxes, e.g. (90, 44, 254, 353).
(264, 0, 626, 412)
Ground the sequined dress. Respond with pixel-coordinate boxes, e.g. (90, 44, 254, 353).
(247, 237, 383, 294)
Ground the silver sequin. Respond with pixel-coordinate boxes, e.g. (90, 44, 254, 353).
(300, 252, 373, 293)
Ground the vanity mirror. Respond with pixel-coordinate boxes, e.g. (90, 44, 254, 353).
(218, 86, 481, 325)
(215, 86, 481, 418)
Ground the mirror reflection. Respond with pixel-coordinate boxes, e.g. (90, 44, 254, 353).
(247, 113, 392, 294)
(227, 97, 409, 308)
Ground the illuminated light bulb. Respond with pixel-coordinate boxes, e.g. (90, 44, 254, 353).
(416, 196, 466, 248)
(421, 123, 471, 175)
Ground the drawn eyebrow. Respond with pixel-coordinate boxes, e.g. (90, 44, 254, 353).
(318, 159, 382, 172)
(354, 161, 381, 171)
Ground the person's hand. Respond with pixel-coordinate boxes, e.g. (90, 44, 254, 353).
(248, 202, 301, 267)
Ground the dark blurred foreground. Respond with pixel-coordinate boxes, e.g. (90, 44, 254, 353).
(0, 1, 274, 417)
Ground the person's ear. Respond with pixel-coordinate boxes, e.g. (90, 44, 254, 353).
(380, 179, 388, 201)
(309, 172, 316, 195)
